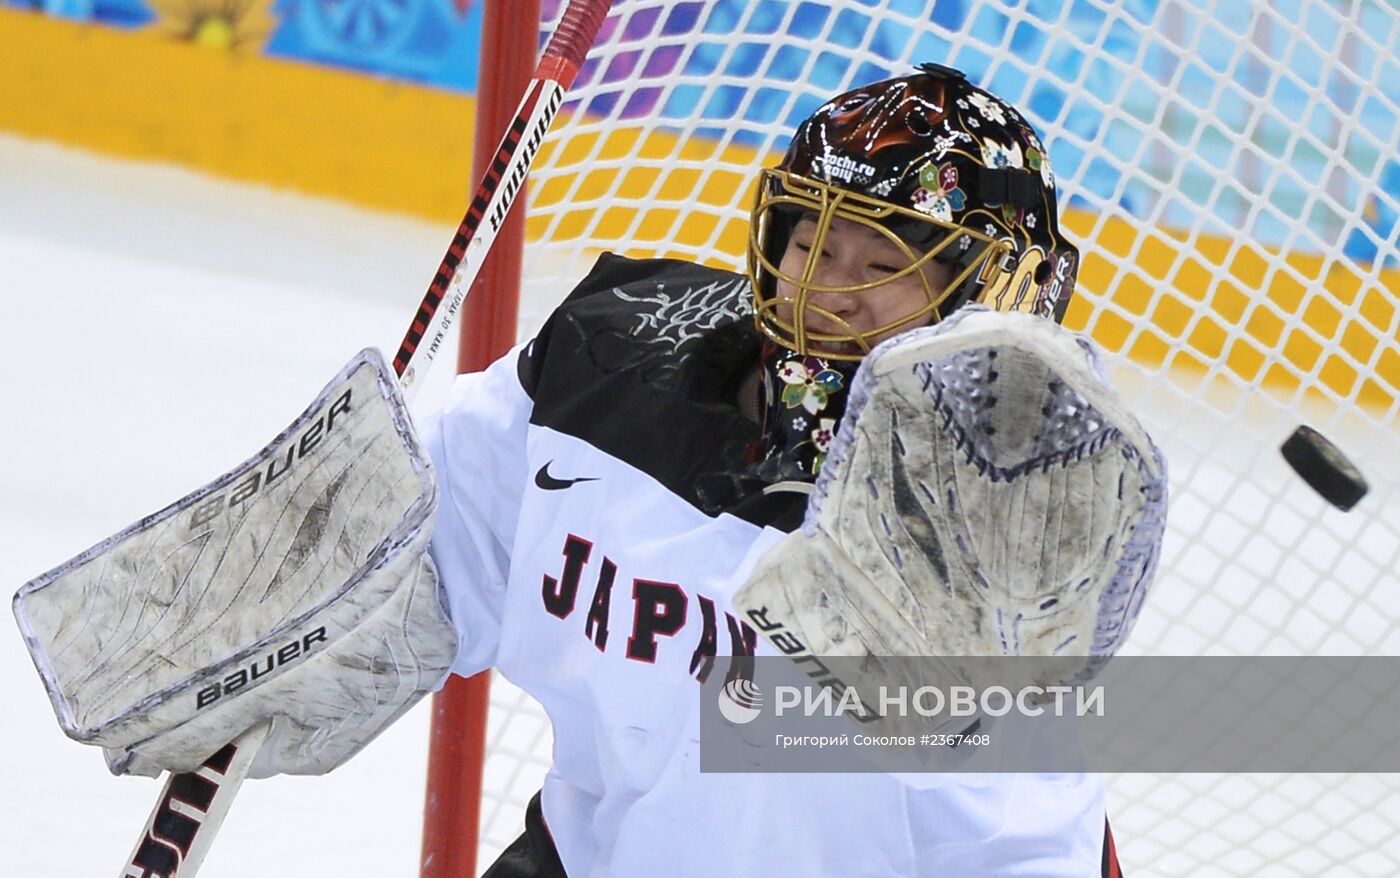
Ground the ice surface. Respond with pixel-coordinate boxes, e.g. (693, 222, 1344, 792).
(0, 134, 484, 878)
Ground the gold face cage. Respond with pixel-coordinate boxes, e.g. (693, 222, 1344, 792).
(748, 169, 1013, 360)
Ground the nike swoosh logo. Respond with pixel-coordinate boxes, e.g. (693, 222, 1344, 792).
(535, 461, 599, 491)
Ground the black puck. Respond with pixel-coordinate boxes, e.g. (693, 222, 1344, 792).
(1280, 425, 1369, 512)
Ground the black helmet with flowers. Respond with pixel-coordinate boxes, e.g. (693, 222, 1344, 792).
(747, 63, 1079, 483)
(748, 62, 1079, 361)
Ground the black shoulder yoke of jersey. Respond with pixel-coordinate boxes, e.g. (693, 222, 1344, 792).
(517, 253, 804, 530)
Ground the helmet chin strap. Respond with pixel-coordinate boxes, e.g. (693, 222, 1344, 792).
(753, 342, 861, 484)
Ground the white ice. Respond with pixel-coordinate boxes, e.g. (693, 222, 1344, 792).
(0, 133, 505, 877)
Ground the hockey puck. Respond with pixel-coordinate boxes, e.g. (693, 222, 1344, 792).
(1280, 425, 1369, 512)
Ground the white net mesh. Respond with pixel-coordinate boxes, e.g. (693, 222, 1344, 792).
(481, 0, 1400, 873)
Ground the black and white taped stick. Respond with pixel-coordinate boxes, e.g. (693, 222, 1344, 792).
(392, 0, 613, 399)
(119, 722, 268, 877)
(117, 3, 613, 875)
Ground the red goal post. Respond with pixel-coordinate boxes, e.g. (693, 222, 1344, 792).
(420, 2, 541, 877)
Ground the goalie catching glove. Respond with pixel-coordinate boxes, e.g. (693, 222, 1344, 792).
(13, 349, 457, 779)
(734, 307, 1167, 689)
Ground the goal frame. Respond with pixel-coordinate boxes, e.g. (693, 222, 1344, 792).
(420, 2, 540, 877)
(425, 2, 1400, 875)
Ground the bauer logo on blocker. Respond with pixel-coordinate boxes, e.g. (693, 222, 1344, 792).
(718, 678, 763, 724)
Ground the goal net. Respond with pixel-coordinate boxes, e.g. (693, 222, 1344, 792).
(479, 1, 1400, 873)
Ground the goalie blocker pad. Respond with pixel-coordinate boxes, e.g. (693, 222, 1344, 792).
(734, 308, 1167, 692)
(14, 349, 456, 777)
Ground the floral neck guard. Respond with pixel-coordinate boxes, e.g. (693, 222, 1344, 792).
(753, 343, 860, 483)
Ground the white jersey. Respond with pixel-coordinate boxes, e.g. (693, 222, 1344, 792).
(424, 254, 1115, 877)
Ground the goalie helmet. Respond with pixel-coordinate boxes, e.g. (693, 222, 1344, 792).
(749, 63, 1079, 481)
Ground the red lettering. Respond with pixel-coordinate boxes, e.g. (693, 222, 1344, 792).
(689, 596, 719, 682)
(626, 580, 687, 663)
(584, 557, 615, 651)
(542, 534, 593, 618)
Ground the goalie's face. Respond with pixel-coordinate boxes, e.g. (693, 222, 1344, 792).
(750, 65, 1083, 357)
(748, 169, 1011, 362)
(772, 213, 954, 358)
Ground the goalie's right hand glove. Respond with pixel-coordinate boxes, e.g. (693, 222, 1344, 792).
(112, 549, 456, 779)
(15, 349, 458, 779)
(734, 307, 1167, 688)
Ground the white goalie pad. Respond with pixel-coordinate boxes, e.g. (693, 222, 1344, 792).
(13, 349, 457, 777)
(734, 307, 1167, 688)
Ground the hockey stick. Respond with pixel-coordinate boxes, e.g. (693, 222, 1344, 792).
(392, 0, 613, 400)
(118, 3, 613, 875)
(120, 723, 268, 878)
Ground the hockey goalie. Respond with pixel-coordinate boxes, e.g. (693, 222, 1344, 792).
(15, 62, 1165, 876)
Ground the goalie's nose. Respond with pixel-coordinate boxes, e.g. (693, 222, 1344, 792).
(805, 286, 861, 326)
